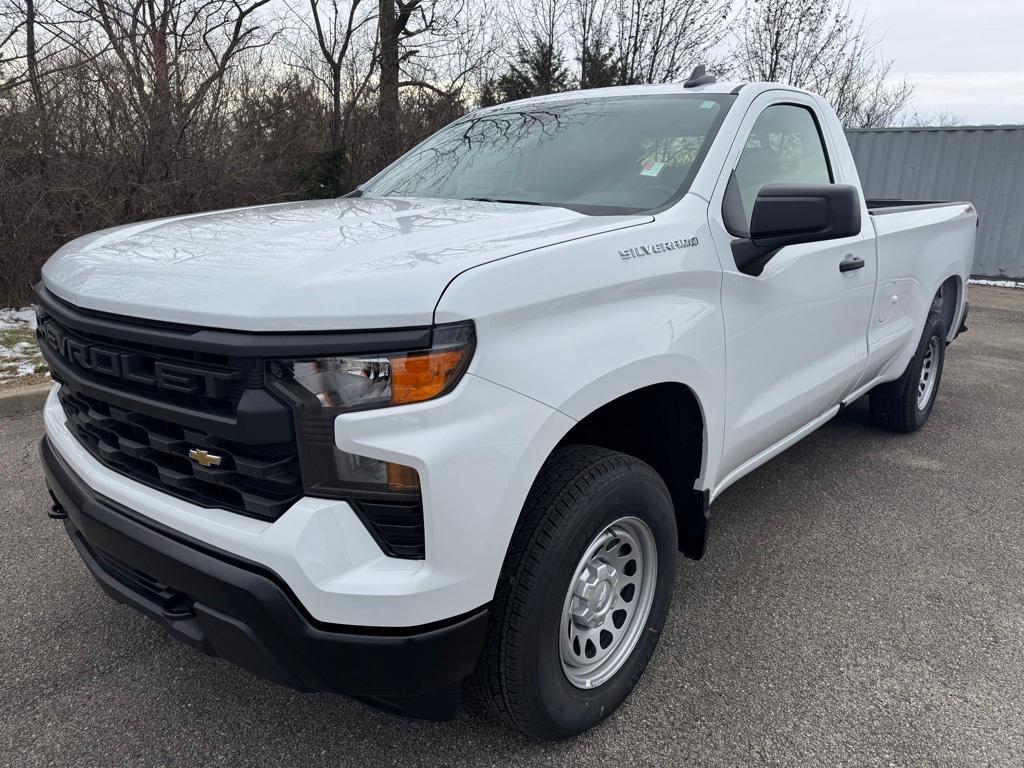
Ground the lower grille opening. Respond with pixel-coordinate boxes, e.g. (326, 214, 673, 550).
(354, 500, 426, 560)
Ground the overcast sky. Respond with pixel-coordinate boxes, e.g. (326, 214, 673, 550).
(847, 0, 1024, 124)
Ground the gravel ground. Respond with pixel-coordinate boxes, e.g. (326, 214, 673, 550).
(1, 285, 1022, 767)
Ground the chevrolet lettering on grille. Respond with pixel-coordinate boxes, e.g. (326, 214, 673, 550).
(40, 317, 236, 398)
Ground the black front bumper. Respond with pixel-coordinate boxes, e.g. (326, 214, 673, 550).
(41, 436, 488, 719)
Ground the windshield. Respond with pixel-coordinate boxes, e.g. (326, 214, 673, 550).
(360, 94, 732, 214)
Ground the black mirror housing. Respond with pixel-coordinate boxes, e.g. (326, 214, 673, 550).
(732, 183, 862, 276)
(750, 183, 861, 246)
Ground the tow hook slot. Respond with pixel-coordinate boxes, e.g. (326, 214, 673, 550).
(46, 489, 68, 520)
(162, 594, 197, 622)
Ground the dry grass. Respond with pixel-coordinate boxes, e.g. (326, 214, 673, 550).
(0, 308, 49, 389)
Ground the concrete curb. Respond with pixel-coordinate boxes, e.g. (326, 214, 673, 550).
(0, 382, 52, 417)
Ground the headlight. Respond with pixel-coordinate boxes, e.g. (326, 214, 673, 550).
(265, 322, 474, 502)
(267, 322, 474, 412)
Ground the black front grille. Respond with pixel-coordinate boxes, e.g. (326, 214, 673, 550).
(59, 387, 302, 519)
(38, 307, 303, 521)
(36, 314, 256, 413)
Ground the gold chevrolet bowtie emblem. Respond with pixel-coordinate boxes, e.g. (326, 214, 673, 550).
(188, 449, 223, 467)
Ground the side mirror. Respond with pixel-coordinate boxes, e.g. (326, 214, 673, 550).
(732, 183, 862, 276)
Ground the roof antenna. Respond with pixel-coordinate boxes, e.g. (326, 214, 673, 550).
(683, 65, 716, 88)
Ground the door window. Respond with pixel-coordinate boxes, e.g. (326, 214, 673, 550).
(727, 104, 833, 231)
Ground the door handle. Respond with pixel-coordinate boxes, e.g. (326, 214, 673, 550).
(839, 254, 866, 272)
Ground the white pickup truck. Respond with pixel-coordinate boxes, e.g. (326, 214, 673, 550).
(37, 74, 975, 739)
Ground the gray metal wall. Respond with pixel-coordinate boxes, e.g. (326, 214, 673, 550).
(845, 125, 1024, 278)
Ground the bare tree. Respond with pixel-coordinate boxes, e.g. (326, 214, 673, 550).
(377, 0, 399, 157)
(732, 0, 913, 127)
(570, 0, 616, 88)
(376, 0, 486, 161)
(0, 0, 28, 92)
(65, 0, 277, 213)
(615, 0, 731, 85)
(290, 0, 375, 146)
(24, 0, 42, 112)
(901, 110, 966, 128)
(498, 0, 571, 99)
(495, 0, 732, 97)
(398, 0, 496, 98)
(377, 0, 440, 160)
(1, 0, 88, 94)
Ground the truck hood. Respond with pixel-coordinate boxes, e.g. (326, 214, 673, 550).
(42, 197, 651, 331)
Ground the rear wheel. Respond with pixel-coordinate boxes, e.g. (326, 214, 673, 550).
(469, 445, 676, 739)
(869, 311, 947, 432)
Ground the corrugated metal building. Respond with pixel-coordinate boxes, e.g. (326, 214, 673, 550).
(845, 125, 1024, 279)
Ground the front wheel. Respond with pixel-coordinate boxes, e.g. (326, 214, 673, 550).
(869, 311, 947, 433)
(469, 445, 677, 739)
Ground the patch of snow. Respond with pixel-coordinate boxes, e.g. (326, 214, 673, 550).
(0, 306, 37, 329)
(970, 278, 1024, 289)
(0, 305, 46, 386)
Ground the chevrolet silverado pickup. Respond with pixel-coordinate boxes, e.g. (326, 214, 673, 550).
(37, 72, 976, 739)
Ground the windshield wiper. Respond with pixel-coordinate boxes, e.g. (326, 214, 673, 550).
(465, 196, 552, 207)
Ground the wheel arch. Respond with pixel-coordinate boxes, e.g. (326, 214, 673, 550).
(932, 273, 962, 341)
(554, 381, 711, 559)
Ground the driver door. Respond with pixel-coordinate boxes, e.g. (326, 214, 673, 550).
(711, 95, 876, 485)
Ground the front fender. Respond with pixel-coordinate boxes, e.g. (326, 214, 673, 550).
(436, 199, 726, 491)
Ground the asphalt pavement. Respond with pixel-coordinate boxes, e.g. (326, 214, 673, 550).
(2, 285, 1022, 767)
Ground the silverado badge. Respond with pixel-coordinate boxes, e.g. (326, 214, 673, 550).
(619, 237, 699, 260)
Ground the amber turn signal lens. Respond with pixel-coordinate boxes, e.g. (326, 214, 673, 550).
(386, 461, 421, 492)
(390, 349, 468, 405)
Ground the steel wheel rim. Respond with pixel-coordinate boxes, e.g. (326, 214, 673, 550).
(917, 336, 940, 410)
(559, 516, 658, 690)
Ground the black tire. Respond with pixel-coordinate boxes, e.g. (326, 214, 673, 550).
(869, 311, 947, 433)
(468, 445, 677, 740)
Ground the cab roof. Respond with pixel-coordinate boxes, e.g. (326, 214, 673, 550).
(480, 81, 816, 112)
